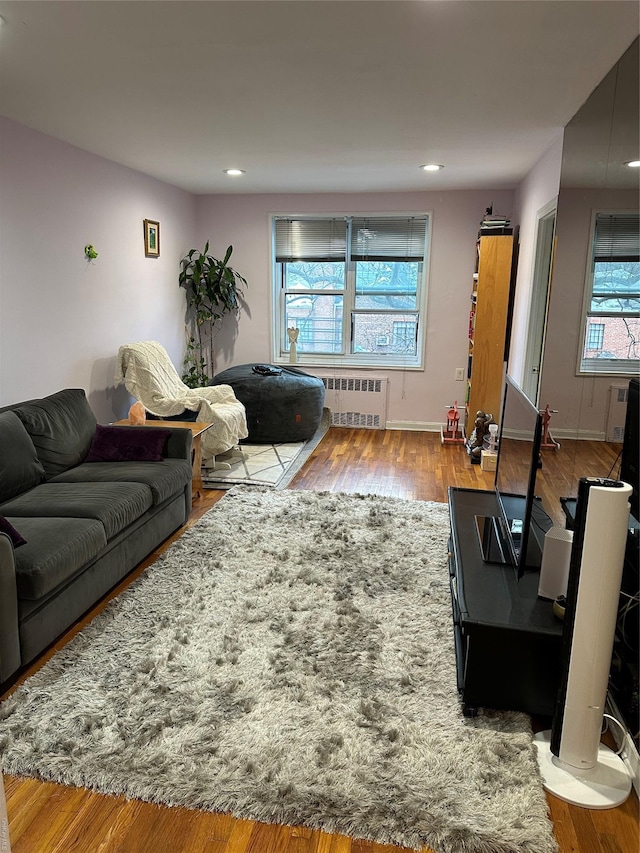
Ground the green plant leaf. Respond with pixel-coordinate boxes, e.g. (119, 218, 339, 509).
(179, 241, 247, 377)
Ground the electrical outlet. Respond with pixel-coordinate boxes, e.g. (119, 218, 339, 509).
(455, 368, 465, 381)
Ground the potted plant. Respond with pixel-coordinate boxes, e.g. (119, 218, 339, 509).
(179, 242, 247, 387)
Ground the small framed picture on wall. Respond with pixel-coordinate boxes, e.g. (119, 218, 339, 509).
(143, 219, 160, 257)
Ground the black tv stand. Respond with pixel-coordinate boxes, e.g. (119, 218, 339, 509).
(448, 487, 563, 717)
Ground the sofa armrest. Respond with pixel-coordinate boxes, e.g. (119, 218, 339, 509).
(0, 533, 21, 685)
(162, 427, 193, 461)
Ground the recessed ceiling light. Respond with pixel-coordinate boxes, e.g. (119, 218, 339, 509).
(420, 164, 444, 172)
(223, 169, 246, 176)
(624, 160, 640, 168)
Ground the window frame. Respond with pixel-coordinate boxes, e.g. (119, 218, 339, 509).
(577, 209, 640, 376)
(270, 212, 431, 369)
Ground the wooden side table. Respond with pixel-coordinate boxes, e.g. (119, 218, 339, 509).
(113, 420, 214, 498)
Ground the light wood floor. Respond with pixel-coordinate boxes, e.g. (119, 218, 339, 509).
(2, 428, 638, 853)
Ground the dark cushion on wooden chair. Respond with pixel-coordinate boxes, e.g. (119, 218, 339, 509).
(146, 409, 199, 423)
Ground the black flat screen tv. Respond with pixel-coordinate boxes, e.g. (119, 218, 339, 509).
(475, 374, 545, 579)
(620, 377, 638, 520)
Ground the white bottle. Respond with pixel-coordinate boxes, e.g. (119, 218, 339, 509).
(488, 422, 499, 452)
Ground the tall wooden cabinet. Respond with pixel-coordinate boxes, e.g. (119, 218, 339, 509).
(466, 232, 514, 432)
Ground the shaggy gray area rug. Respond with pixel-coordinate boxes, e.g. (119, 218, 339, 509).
(0, 488, 557, 853)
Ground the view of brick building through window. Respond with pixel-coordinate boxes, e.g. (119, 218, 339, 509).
(283, 259, 420, 357)
(286, 294, 418, 356)
(584, 317, 640, 360)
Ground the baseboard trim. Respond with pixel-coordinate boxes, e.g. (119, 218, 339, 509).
(384, 421, 607, 441)
(385, 420, 442, 432)
(384, 423, 612, 440)
(551, 428, 607, 442)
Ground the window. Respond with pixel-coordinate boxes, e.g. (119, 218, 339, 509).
(272, 215, 429, 367)
(586, 322, 605, 351)
(579, 211, 640, 374)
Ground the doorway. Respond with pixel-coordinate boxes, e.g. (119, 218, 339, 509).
(523, 201, 557, 404)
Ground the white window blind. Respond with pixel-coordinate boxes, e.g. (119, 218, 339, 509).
(350, 216, 428, 261)
(275, 218, 347, 262)
(593, 213, 640, 261)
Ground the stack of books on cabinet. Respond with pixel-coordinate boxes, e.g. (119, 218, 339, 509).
(479, 212, 513, 236)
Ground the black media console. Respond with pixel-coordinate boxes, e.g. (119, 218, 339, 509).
(448, 486, 563, 717)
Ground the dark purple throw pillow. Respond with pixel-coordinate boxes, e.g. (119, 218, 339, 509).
(0, 515, 27, 547)
(85, 425, 171, 463)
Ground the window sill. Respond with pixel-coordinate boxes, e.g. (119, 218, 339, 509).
(578, 359, 639, 376)
(272, 354, 424, 371)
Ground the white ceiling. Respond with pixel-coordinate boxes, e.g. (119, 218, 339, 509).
(0, 1, 638, 195)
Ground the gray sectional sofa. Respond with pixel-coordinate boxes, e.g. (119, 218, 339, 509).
(0, 389, 193, 686)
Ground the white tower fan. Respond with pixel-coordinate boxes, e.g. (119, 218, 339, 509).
(535, 477, 633, 808)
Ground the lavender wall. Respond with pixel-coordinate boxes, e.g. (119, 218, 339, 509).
(509, 134, 563, 383)
(0, 118, 196, 422)
(195, 190, 514, 428)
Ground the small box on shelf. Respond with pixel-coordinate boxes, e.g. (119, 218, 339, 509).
(480, 449, 498, 472)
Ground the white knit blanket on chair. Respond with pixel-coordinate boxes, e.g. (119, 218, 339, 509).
(114, 341, 248, 460)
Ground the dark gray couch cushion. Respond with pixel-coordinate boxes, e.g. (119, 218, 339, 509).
(0, 482, 152, 540)
(49, 459, 192, 506)
(0, 411, 46, 502)
(14, 389, 97, 478)
(8, 515, 107, 601)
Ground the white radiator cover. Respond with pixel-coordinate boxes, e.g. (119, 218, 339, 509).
(316, 374, 388, 429)
(606, 384, 629, 442)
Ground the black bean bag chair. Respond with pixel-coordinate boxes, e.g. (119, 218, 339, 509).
(210, 365, 325, 443)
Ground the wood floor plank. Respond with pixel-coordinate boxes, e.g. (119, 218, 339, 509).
(1, 426, 635, 853)
(3, 777, 54, 844)
(590, 793, 640, 853)
(545, 796, 581, 853)
(307, 830, 335, 853)
(327, 835, 352, 853)
(4, 779, 66, 847)
(225, 817, 260, 852)
(300, 829, 353, 853)
(52, 794, 143, 853)
(11, 784, 92, 852)
(350, 839, 374, 853)
(245, 821, 294, 853)
(178, 809, 236, 850)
